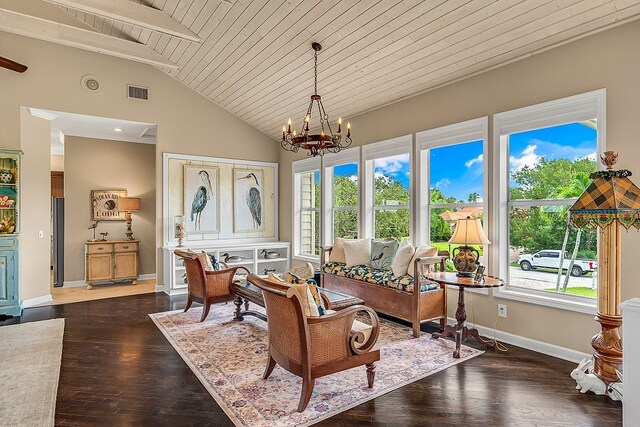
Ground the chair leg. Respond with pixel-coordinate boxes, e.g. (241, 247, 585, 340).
(200, 301, 211, 322)
(297, 377, 315, 412)
(366, 363, 376, 388)
(183, 297, 193, 313)
(439, 317, 446, 332)
(263, 355, 276, 379)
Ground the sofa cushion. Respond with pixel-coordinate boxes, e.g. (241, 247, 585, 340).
(407, 245, 439, 277)
(266, 273, 320, 317)
(344, 238, 372, 267)
(286, 273, 327, 316)
(392, 240, 415, 277)
(328, 237, 347, 263)
(370, 238, 398, 270)
(322, 263, 438, 294)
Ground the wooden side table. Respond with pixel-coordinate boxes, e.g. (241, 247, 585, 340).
(426, 272, 504, 358)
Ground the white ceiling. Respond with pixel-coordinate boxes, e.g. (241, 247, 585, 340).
(29, 108, 156, 155)
(59, 0, 640, 139)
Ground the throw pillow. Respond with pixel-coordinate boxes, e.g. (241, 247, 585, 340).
(286, 273, 327, 316)
(392, 240, 415, 277)
(328, 237, 347, 264)
(266, 273, 320, 317)
(343, 238, 372, 267)
(200, 251, 215, 270)
(407, 245, 439, 277)
(283, 262, 315, 282)
(370, 238, 399, 270)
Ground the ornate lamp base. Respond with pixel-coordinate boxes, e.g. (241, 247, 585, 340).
(124, 212, 135, 241)
(591, 313, 622, 383)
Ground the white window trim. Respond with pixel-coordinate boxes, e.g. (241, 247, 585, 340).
(492, 89, 606, 314)
(362, 135, 413, 240)
(416, 117, 489, 294)
(292, 157, 321, 262)
(322, 147, 360, 246)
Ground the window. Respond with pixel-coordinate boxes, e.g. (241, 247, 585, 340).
(362, 136, 412, 241)
(323, 147, 360, 244)
(293, 157, 321, 260)
(417, 118, 488, 268)
(495, 90, 605, 312)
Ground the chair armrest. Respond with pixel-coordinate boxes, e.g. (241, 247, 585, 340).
(307, 305, 380, 354)
(320, 292, 332, 310)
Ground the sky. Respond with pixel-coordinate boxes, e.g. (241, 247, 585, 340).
(331, 121, 597, 202)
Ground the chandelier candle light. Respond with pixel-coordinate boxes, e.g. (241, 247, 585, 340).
(448, 217, 491, 277)
(281, 43, 352, 156)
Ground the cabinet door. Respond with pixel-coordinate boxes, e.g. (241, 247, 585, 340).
(0, 251, 15, 304)
(87, 254, 113, 281)
(114, 252, 137, 279)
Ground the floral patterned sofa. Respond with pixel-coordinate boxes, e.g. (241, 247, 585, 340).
(321, 247, 448, 337)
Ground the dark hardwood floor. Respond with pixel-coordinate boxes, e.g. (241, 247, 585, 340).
(5, 293, 621, 426)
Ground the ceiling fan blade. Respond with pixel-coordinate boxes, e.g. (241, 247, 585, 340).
(0, 56, 28, 73)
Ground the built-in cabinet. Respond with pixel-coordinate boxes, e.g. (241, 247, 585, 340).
(0, 149, 21, 316)
(85, 240, 139, 289)
(162, 242, 290, 295)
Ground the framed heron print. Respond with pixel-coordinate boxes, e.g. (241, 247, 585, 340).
(184, 165, 219, 234)
(233, 169, 264, 232)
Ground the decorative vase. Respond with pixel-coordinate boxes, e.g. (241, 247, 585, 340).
(452, 245, 480, 277)
(0, 169, 13, 184)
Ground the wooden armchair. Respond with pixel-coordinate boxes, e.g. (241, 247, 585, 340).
(247, 274, 381, 412)
(175, 250, 249, 322)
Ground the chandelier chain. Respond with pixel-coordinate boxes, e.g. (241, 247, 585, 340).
(314, 49, 318, 95)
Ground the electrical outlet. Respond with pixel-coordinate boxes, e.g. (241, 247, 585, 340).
(498, 304, 507, 318)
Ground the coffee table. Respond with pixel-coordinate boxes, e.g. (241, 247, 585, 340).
(425, 272, 504, 358)
(229, 280, 364, 322)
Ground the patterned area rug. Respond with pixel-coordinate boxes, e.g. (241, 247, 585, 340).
(150, 304, 482, 427)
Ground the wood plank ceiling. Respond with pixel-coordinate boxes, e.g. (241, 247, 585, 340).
(62, 0, 640, 139)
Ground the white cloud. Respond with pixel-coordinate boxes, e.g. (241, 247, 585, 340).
(435, 178, 451, 188)
(580, 151, 597, 161)
(510, 144, 541, 171)
(374, 153, 409, 176)
(465, 154, 483, 168)
(348, 175, 358, 182)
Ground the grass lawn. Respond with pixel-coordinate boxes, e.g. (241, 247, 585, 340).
(544, 287, 597, 298)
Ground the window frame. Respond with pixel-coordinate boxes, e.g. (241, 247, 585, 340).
(416, 117, 490, 294)
(493, 89, 606, 314)
(322, 147, 361, 246)
(361, 135, 413, 241)
(292, 156, 321, 262)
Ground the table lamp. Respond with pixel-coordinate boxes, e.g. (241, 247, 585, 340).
(448, 216, 490, 277)
(117, 197, 141, 241)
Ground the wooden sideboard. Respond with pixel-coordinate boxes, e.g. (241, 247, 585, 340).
(85, 240, 139, 289)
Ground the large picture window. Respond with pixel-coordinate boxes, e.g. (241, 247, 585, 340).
(495, 90, 605, 312)
(362, 136, 412, 242)
(322, 147, 360, 245)
(417, 118, 488, 269)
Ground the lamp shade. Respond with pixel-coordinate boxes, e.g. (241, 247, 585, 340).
(116, 197, 141, 212)
(448, 217, 490, 245)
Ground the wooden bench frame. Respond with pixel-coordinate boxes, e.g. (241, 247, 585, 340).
(320, 247, 448, 337)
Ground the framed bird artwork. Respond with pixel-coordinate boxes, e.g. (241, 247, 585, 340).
(233, 169, 264, 232)
(184, 165, 219, 234)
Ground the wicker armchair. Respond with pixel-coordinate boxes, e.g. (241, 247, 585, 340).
(247, 274, 381, 412)
(175, 250, 248, 322)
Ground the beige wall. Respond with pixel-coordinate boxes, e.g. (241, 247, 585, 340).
(1, 32, 277, 302)
(279, 20, 640, 354)
(19, 109, 52, 301)
(50, 154, 64, 172)
(64, 137, 156, 281)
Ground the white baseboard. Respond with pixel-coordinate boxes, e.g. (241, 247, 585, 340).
(446, 317, 590, 363)
(63, 274, 156, 288)
(21, 294, 52, 309)
(154, 283, 165, 293)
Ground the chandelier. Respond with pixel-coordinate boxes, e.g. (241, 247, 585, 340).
(281, 43, 351, 156)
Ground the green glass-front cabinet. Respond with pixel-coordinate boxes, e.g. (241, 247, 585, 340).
(0, 149, 21, 316)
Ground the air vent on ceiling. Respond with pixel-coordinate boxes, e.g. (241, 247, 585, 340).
(127, 84, 148, 100)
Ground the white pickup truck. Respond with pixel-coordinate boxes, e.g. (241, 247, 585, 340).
(518, 250, 596, 276)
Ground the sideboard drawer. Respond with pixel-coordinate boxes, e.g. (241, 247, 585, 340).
(87, 243, 113, 254)
(115, 242, 138, 252)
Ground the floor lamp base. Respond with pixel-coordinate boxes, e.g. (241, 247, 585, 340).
(591, 312, 622, 383)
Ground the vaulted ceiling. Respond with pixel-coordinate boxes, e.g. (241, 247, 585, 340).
(18, 1, 640, 138)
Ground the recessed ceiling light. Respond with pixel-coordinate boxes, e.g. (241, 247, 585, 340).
(114, 127, 123, 132)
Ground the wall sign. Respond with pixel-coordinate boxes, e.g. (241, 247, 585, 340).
(91, 189, 127, 221)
